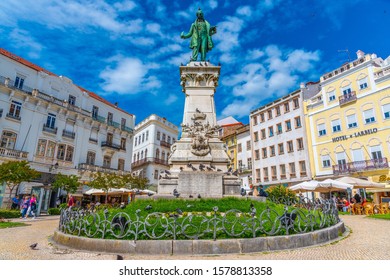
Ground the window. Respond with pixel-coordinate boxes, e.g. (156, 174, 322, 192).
(46, 141, 56, 158)
(103, 156, 111, 168)
(247, 158, 252, 169)
(145, 148, 148, 158)
(92, 106, 99, 119)
(358, 77, 368, 90)
(255, 149, 260, 160)
(342, 86, 352, 95)
(135, 137, 137, 146)
(36, 139, 47, 156)
(246, 140, 251, 151)
(167, 136, 171, 144)
(57, 144, 66, 160)
(363, 109, 375, 124)
(154, 169, 159, 180)
(260, 113, 265, 122)
(280, 164, 286, 177)
(162, 133, 166, 142)
(68, 95, 76, 105)
(370, 145, 383, 160)
(8, 100, 22, 119)
(347, 114, 358, 128)
(267, 110, 273, 120)
(155, 148, 160, 159)
(352, 148, 364, 162)
(276, 106, 281, 116)
(121, 118, 126, 129)
(270, 145, 275, 157)
(253, 131, 259, 142)
(46, 113, 56, 129)
(293, 98, 299, 109)
(285, 120, 292, 131)
(287, 140, 294, 153)
(321, 155, 331, 168)
(118, 159, 125, 171)
(14, 75, 25, 89)
(383, 104, 390, 119)
(331, 119, 341, 132)
(172, 138, 176, 143)
(252, 115, 258, 125)
(297, 138, 304, 150)
(336, 152, 347, 166)
(107, 112, 113, 125)
(1, 131, 17, 149)
(162, 151, 166, 161)
(146, 131, 149, 141)
(276, 123, 282, 134)
(263, 167, 268, 181)
(65, 146, 74, 161)
(317, 123, 326, 136)
(133, 154, 136, 163)
(142, 133, 145, 143)
(299, 161, 306, 175)
(255, 168, 261, 179)
(271, 166, 277, 180)
(261, 129, 266, 139)
(292, 118, 300, 130)
(268, 126, 274, 137)
(86, 151, 96, 165)
(328, 90, 336, 101)
(106, 133, 113, 145)
(278, 143, 284, 155)
(237, 143, 242, 153)
(157, 131, 161, 140)
(284, 102, 290, 112)
(262, 148, 267, 158)
(121, 138, 126, 150)
(289, 162, 296, 177)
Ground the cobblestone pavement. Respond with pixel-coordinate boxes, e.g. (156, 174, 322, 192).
(1, 215, 390, 260)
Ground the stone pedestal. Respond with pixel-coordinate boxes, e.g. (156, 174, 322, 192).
(158, 62, 240, 198)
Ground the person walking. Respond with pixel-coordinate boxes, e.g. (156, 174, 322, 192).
(21, 196, 30, 219)
(26, 194, 37, 219)
(11, 196, 19, 210)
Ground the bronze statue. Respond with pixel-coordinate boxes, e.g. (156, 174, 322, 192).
(181, 8, 217, 62)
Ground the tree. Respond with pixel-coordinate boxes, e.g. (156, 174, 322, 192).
(0, 161, 39, 208)
(125, 175, 149, 190)
(88, 172, 125, 204)
(51, 173, 81, 197)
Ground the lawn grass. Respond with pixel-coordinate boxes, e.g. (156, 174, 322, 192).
(367, 213, 390, 220)
(0, 221, 27, 229)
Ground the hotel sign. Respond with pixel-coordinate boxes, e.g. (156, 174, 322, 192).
(332, 128, 378, 142)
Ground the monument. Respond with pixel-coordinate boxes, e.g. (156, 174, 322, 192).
(157, 8, 241, 198)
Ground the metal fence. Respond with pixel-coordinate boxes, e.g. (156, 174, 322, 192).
(58, 199, 339, 241)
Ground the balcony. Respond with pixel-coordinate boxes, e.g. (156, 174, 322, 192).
(5, 113, 21, 121)
(131, 157, 169, 169)
(131, 158, 148, 169)
(0, 147, 28, 159)
(290, 173, 296, 178)
(62, 129, 75, 139)
(339, 91, 357, 106)
(42, 124, 57, 135)
(333, 158, 389, 175)
(122, 125, 133, 133)
(101, 141, 121, 151)
(92, 115, 106, 124)
(238, 166, 252, 174)
(78, 163, 130, 175)
(160, 140, 171, 148)
(89, 137, 98, 143)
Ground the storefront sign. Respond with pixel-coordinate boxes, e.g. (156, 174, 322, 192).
(378, 175, 390, 183)
(332, 128, 378, 142)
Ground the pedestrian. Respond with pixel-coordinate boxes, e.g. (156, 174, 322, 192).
(354, 192, 362, 203)
(67, 194, 75, 209)
(11, 196, 19, 210)
(26, 194, 37, 219)
(21, 196, 30, 219)
(258, 185, 268, 197)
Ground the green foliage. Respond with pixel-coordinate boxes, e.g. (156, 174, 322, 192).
(0, 161, 40, 208)
(266, 185, 297, 203)
(0, 221, 26, 229)
(367, 213, 390, 220)
(52, 173, 81, 194)
(48, 208, 61, 215)
(0, 209, 21, 219)
(59, 203, 67, 210)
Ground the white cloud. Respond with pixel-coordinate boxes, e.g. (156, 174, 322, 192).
(164, 94, 178, 105)
(99, 56, 161, 94)
(113, 1, 137, 12)
(246, 49, 265, 60)
(236, 6, 252, 17)
(9, 29, 43, 59)
(208, 0, 219, 10)
(146, 23, 161, 34)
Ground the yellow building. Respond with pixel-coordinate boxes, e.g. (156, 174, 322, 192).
(220, 123, 244, 170)
(304, 50, 390, 203)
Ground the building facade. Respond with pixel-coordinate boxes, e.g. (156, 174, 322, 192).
(0, 48, 135, 209)
(131, 114, 178, 187)
(250, 85, 317, 188)
(304, 51, 390, 202)
(236, 125, 252, 189)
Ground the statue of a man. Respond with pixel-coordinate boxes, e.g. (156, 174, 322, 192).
(180, 8, 217, 62)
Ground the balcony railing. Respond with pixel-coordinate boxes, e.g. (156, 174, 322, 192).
(333, 158, 389, 175)
(0, 147, 28, 159)
(122, 125, 133, 133)
(42, 124, 57, 134)
(339, 91, 357, 106)
(101, 141, 121, 150)
(62, 130, 75, 139)
(238, 166, 252, 174)
(78, 163, 130, 175)
(93, 115, 106, 124)
(131, 157, 169, 169)
(160, 140, 171, 148)
(89, 137, 98, 143)
(5, 113, 21, 121)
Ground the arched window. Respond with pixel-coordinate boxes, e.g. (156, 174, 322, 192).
(0, 131, 17, 149)
(137, 152, 140, 161)
(141, 150, 144, 159)
(167, 136, 171, 143)
(145, 148, 148, 158)
(155, 149, 160, 159)
(133, 154, 136, 163)
(162, 151, 166, 161)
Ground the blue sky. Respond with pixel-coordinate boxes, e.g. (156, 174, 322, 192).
(0, 0, 389, 126)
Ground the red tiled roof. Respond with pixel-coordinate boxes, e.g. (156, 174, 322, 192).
(0, 48, 133, 117)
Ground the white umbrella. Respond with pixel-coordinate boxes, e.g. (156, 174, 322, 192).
(315, 179, 352, 192)
(85, 188, 105, 195)
(336, 176, 386, 189)
(289, 180, 319, 192)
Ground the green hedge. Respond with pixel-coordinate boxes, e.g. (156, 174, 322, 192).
(48, 208, 61, 215)
(0, 209, 21, 219)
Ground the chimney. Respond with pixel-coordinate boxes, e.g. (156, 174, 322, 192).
(356, 50, 365, 59)
(300, 82, 306, 89)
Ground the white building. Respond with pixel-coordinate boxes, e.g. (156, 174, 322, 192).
(131, 114, 178, 187)
(0, 48, 135, 210)
(249, 84, 319, 188)
(236, 125, 252, 190)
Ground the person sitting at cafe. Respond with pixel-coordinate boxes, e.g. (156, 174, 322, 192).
(258, 185, 268, 197)
(342, 198, 350, 212)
